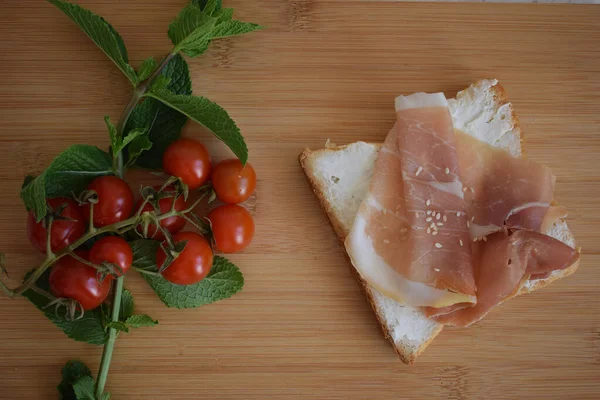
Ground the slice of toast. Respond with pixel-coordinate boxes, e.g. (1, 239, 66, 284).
(299, 79, 579, 364)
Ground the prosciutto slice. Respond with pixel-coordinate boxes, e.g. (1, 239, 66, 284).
(346, 90, 578, 325)
(345, 93, 476, 307)
(426, 230, 579, 327)
(456, 131, 556, 237)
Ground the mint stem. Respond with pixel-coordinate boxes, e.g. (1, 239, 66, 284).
(113, 51, 176, 178)
(95, 276, 124, 398)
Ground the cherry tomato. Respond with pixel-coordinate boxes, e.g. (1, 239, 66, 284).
(136, 186, 187, 240)
(162, 138, 211, 189)
(207, 204, 255, 253)
(27, 198, 85, 254)
(83, 176, 134, 227)
(156, 231, 213, 285)
(49, 250, 111, 310)
(89, 236, 133, 278)
(211, 159, 257, 204)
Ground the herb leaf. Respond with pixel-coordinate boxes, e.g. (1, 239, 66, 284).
(48, 0, 138, 86)
(168, 4, 217, 57)
(147, 89, 248, 165)
(130, 239, 244, 308)
(119, 289, 134, 319)
(137, 57, 157, 82)
(125, 54, 192, 169)
(210, 19, 262, 40)
(21, 145, 113, 221)
(106, 321, 129, 333)
(193, 0, 222, 13)
(125, 314, 158, 328)
(57, 360, 92, 400)
(72, 375, 96, 400)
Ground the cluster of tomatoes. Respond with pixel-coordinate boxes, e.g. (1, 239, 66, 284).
(26, 137, 256, 312)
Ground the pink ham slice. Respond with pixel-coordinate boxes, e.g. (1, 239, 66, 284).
(456, 131, 556, 237)
(425, 230, 579, 327)
(345, 93, 476, 308)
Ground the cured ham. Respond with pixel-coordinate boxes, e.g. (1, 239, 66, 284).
(346, 89, 578, 327)
(345, 93, 476, 308)
(427, 230, 579, 327)
(456, 131, 556, 237)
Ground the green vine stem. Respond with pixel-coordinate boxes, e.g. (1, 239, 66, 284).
(95, 276, 124, 398)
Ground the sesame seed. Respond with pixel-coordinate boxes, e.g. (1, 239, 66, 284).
(463, 187, 468, 192)
(473, 237, 478, 242)
(443, 215, 447, 222)
(436, 213, 441, 220)
(430, 222, 436, 229)
(435, 243, 443, 248)
(470, 187, 475, 194)
(466, 221, 470, 228)
(456, 212, 461, 217)
(434, 268, 441, 272)
(459, 239, 464, 246)
(445, 167, 450, 174)
(427, 228, 431, 234)
(426, 217, 432, 222)
(383, 239, 390, 244)
(426, 199, 431, 206)
(482, 236, 487, 242)
(416, 166, 423, 176)
(471, 216, 475, 222)
(427, 210, 432, 215)
(432, 225, 438, 231)
(432, 231, 438, 235)
(437, 222, 443, 226)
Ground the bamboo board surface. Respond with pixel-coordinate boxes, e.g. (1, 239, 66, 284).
(0, 1, 599, 399)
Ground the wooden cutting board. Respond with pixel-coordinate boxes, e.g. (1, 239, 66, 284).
(0, 1, 598, 399)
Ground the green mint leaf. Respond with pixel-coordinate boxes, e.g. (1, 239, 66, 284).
(72, 375, 96, 400)
(215, 8, 234, 23)
(57, 360, 92, 400)
(105, 320, 129, 333)
(147, 89, 248, 165)
(168, 4, 216, 58)
(101, 393, 112, 400)
(48, 0, 138, 86)
(104, 115, 119, 158)
(121, 128, 147, 150)
(150, 75, 172, 92)
(131, 240, 244, 308)
(137, 57, 157, 82)
(193, 0, 222, 14)
(22, 269, 108, 345)
(125, 132, 153, 168)
(130, 239, 159, 270)
(125, 54, 191, 169)
(199, 0, 222, 16)
(125, 314, 158, 328)
(21, 145, 113, 221)
(210, 20, 263, 40)
(119, 289, 134, 319)
(22, 175, 36, 190)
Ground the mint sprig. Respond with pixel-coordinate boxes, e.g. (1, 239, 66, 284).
(48, 0, 138, 86)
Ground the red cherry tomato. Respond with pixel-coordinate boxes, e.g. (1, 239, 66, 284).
(207, 205, 255, 253)
(27, 198, 85, 254)
(49, 251, 111, 310)
(83, 176, 134, 227)
(136, 186, 187, 240)
(156, 231, 213, 285)
(162, 138, 211, 189)
(211, 159, 257, 204)
(89, 236, 133, 278)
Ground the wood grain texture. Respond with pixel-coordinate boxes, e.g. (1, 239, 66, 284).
(0, 1, 599, 399)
